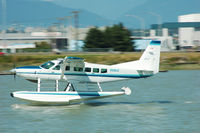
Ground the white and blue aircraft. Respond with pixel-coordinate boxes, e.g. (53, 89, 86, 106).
(11, 40, 161, 105)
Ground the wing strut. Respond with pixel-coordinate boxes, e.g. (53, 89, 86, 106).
(97, 82, 102, 92)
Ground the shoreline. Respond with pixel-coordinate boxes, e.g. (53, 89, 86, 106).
(0, 52, 199, 73)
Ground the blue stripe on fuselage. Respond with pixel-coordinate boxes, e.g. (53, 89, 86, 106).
(17, 71, 153, 78)
(64, 73, 152, 78)
(150, 41, 161, 45)
(16, 66, 41, 69)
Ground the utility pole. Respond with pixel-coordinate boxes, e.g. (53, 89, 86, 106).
(57, 17, 66, 33)
(147, 12, 162, 36)
(71, 11, 80, 51)
(126, 14, 146, 37)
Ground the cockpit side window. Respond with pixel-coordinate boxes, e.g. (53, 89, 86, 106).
(41, 61, 55, 69)
(53, 65, 60, 70)
(59, 60, 63, 64)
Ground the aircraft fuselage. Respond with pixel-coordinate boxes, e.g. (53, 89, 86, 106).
(14, 61, 153, 83)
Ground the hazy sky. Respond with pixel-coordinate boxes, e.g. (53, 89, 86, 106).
(41, 0, 148, 20)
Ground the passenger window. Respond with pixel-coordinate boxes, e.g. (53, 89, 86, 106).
(74, 67, 83, 72)
(65, 66, 70, 71)
(85, 67, 91, 72)
(93, 68, 99, 73)
(53, 65, 60, 70)
(101, 68, 107, 73)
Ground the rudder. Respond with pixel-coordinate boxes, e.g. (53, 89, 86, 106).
(139, 40, 161, 74)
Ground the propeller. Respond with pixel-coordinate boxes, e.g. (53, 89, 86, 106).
(10, 56, 17, 82)
(13, 60, 16, 81)
(10, 65, 16, 82)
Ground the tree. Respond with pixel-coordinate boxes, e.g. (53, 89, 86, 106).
(84, 23, 134, 51)
(83, 27, 104, 48)
(35, 41, 51, 49)
(106, 23, 133, 51)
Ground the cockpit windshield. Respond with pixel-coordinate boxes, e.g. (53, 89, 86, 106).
(40, 61, 55, 69)
(53, 65, 61, 70)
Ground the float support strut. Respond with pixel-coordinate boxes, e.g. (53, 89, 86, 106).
(55, 80, 59, 92)
(37, 78, 41, 92)
(97, 82, 102, 92)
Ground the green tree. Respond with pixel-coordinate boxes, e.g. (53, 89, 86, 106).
(106, 23, 133, 51)
(83, 27, 104, 49)
(35, 41, 51, 49)
(103, 26, 114, 48)
(84, 23, 134, 51)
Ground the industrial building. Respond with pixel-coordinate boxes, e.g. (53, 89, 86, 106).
(150, 13, 200, 49)
(0, 32, 68, 53)
(1, 13, 200, 52)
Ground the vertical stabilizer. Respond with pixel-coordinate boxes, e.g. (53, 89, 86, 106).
(111, 40, 161, 74)
(139, 40, 161, 74)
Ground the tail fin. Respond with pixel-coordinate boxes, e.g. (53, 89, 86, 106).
(112, 40, 161, 74)
(139, 40, 161, 74)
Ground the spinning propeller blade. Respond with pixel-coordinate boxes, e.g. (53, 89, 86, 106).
(12, 57, 17, 82)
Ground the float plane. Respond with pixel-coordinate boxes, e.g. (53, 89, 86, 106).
(10, 40, 161, 105)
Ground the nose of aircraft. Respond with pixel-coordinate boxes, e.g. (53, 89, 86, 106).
(10, 68, 17, 81)
(10, 68, 16, 73)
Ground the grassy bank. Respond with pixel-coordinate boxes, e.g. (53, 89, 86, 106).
(0, 52, 200, 72)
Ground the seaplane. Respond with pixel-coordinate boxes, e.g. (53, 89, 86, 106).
(10, 40, 161, 105)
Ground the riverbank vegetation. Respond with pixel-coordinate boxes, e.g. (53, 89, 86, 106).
(0, 52, 199, 72)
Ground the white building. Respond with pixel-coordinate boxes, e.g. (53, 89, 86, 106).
(0, 32, 68, 53)
(178, 14, 200, 22)
(178, 13, 200, 48)
(150, 13, 200, 50)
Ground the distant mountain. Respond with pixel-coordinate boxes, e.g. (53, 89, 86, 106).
(1, 0, 200, 29)
(117, 0, 200, 28)
(0, 0, 110, 27)
(50, 0, 147, 21)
